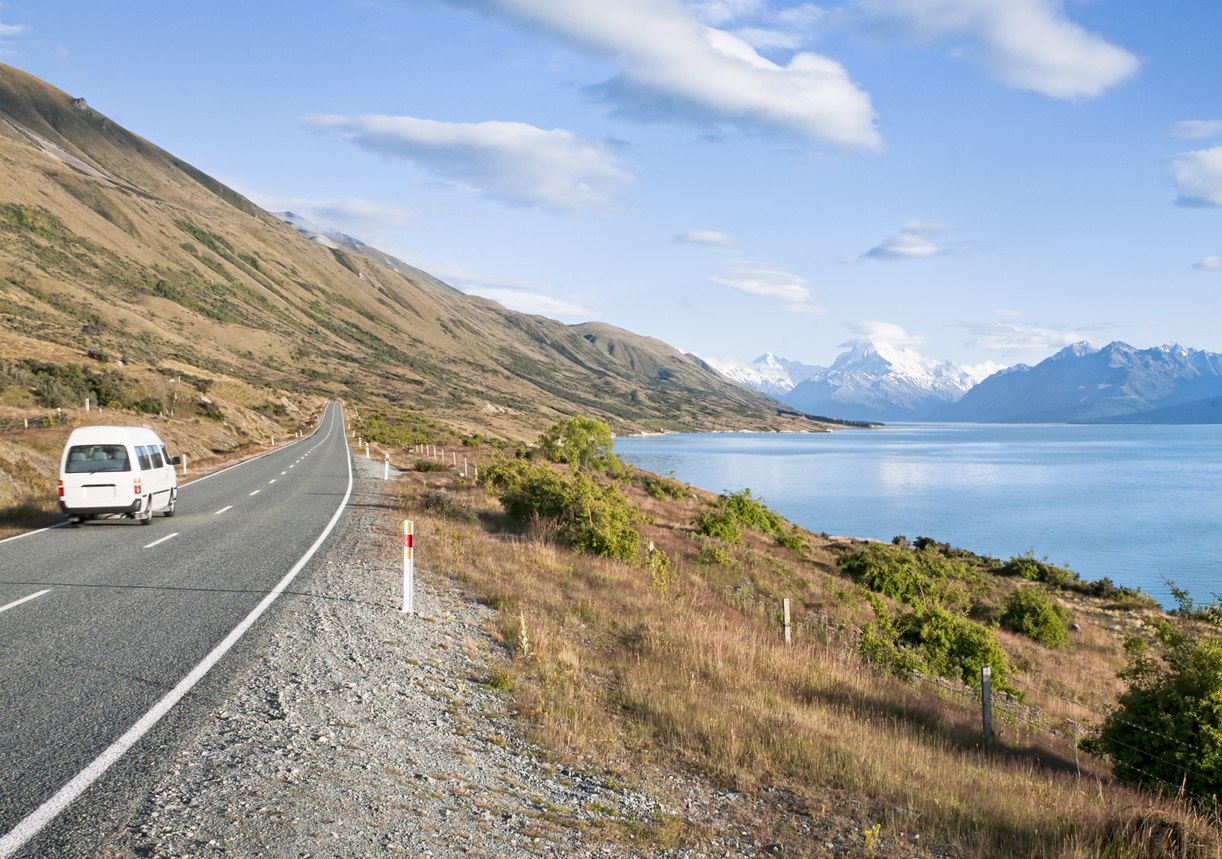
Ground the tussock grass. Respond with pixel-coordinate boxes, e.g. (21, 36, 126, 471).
(399, 459, 1219, 858)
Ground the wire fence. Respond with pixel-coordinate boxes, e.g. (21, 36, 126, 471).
(745, 593, 1222, 806)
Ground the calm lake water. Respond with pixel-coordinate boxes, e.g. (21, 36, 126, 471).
(616, 424, 1221, 607)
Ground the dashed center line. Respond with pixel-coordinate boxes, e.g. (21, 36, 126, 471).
(142, 533, 179, 550)
(214, 505, 233, 515)
(0, 589, 50, 615)
(268, 479, 276, 484)
(281, 471, 286, 476)
(249, 490, 261, 496)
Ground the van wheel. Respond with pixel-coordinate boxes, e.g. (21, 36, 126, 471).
(69, 518, 82, 528)
(164, 497, 175, 518)
(140, 498, 153, 525)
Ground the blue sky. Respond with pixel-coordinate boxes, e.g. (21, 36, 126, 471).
(2, 0, 1220, 369)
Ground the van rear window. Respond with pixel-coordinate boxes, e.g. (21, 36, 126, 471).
(65, 445, 131, 473)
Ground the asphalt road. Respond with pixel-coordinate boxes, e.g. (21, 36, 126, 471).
(0, 402, 355, 858)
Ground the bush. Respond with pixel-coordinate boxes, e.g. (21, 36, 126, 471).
(537, 416, 615, 472)
(1001, 550, 1080, 589)
(480, 459, 641, 563)
(643, 473, 687, 500)
(841, 543, 972, 613)
(133, 396, 163, 415)
(697, 488, 804, 555)
(418, 489, 476, 523)
(1089, 583, 1222, 797)
(414, 460, 450, 473)
(999, 586, 1069, 647)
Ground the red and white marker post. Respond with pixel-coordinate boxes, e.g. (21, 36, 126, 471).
(402, 520, 414, 614)
(384, 451, 390, 481)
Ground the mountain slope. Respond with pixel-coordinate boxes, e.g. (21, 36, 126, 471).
(0, 63, 811, 438)
(932, 341, 1222, 423)
(776, 342, 1001, 422)
(699, 353, 824, 397)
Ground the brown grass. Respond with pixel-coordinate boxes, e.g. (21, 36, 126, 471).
(397, 455, 1220, 859)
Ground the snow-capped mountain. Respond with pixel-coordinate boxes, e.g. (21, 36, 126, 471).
(779, 341, 1002, 421)
(698, 353, 824, 397)
(931, 341, 1222, 422)
(706, 343, 1002, 422)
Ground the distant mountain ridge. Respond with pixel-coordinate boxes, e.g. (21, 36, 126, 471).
(708, 343, 1001, 422)
(932, 341, 1222, 423)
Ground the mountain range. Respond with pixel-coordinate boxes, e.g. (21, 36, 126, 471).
(0, 63, 820, 439)
(712, 341, 1222, 424)
(706, 344, 1001, 422)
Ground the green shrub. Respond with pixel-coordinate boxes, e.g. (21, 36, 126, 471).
(901, 604, 1015, 693)
(1089, 583, 1222, 797)
(480, 459, 640, 563)
(841, 543, 972, 613)
(537, 416, 615, 472)
(697, 488, 804, 554)
(999, 586, 1069, 647)
(133, 396, 163, 415)
(643, 473, 687, 500)
(414, 460, 450, 473)
(200, 401, 224, 422)
(1001, 550, 1080, 589)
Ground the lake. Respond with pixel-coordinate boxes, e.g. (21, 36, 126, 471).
(615, 424, 1221, 607)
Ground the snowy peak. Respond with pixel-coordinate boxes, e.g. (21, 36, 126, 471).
(699, 352, 823, 397)
(705, 342, 1004, 422)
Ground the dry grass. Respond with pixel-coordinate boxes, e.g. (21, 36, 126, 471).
(397, 456, 1220, 859)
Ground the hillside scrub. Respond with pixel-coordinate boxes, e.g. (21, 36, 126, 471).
(1090, 583, 1222, 799)
(697, 488, 805, 554)
(537, 416, 615, 472)
(399, 455, 1218, 858)
(479, 458, 641, 563)
(1000, 586, 1070, 648)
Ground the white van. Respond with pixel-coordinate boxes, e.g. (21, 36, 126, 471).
(58, 426, 180, 526)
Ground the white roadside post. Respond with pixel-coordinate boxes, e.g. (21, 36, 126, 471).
(402, 520, 414, 614)
(384, 452, 390, 480)
(182, 455, 188, 476)
(366, 443, 370, 459)
(85, 398, 90, 412)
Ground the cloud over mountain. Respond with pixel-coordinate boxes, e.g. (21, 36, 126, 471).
(711, 260, 811, 303)
(305, 114, 636, 216)
(443, 0, 882, 149)
(862, 222, 959, 261)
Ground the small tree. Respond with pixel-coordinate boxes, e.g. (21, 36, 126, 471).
(537, 416, 614, 472)
(1090, 582, 1222, 797)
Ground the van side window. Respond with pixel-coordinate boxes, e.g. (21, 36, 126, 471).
(149, 447, 165, 468)
(136, 445, 153, 471)
(65, 445, 131, 473)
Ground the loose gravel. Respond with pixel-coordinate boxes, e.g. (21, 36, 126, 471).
(102, 455, 954, 859)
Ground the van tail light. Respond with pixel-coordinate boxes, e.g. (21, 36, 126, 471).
(134, 477, 142, 495)
(58, 480, 64, 498)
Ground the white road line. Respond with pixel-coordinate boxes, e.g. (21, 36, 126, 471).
(142, 533, 179, 549)
(0, 409, 352, 859)
(249, 490, 261, 496)
(289, 465, 294, 469)
(214, 506, 233, 515)
(268, 479, 276, 484)
(0, 589, 50, 615)
(281, 471, 286, 475)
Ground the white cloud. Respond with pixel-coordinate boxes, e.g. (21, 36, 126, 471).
(0, 23, 25, 35)
(863, 221, 959, 261)
(675, 229, 737, 246)
(1195, 256, 1222, 271)
(1169, 120, 1222, 140)
(711, 260, 811, 302)
(464, 287, 599, 319)
(785, 303, 831, 316)
(445, 0, 881, 149)
(995, 309, 1023, 318)
(841, 320, 922, 346)
(853, 0, 1138, 100)
(961, 322, 1085, 352)
(305, 114, 636, 216)
(1172, 146, 1222, 207)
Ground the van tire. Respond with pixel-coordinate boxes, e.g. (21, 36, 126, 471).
(164, 497, 175, 518)
(139, 497, 152, 525)
(69, 518, 82, 528)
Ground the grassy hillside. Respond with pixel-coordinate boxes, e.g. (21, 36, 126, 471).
(383, 430, 1218, 858)
(0, 62, 819, 443)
